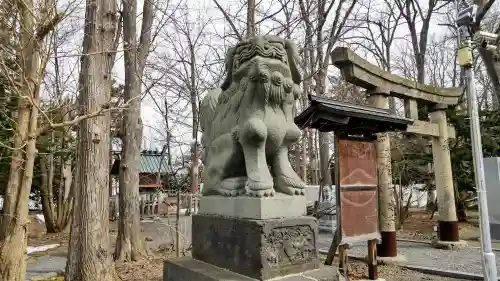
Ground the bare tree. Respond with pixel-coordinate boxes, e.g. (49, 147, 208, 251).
(0, 0, 63, 279)
(298, 0, 360, 190)
(39, 99, 75, 233)
(65, 0, 119, 280)
(394, 0, 450, 83)
(472, 0, 500, 108)
(115, 0, 156, 262)
(152, 4, 217, 215)
(354, 0, 403, 112)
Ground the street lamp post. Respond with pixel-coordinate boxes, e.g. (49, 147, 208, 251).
(456, 3, 498, 281)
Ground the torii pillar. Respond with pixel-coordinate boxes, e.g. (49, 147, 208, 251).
(367, 88, 406, 263)
(429, 104, 466, 248)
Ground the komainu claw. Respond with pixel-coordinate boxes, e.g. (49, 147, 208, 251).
(293, 187, 305, 196)
(247, 189, 275, 197)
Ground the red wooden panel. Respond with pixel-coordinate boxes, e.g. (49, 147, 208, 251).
(338, 140, 377, 186)
(339, 190, 378, 238)
(337, 138, 379, 241)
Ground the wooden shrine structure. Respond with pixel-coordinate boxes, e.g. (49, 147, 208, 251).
(295, 96, 412, 280)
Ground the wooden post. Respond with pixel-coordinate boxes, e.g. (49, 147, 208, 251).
(149, 193, 154, 216)
(324, 228, 341, 265)
(338, 244, 349, 280)
(139, 195, 144, 218)
(368, 240, 378, 280)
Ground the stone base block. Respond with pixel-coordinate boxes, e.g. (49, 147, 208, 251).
(431, 239, 467, 250)
(192, 214, 319, 280)
(356, 254, 406, 265)
(164, 257, 340, 281)
(198, 194, 306, 219)
(377, 255, 407, 264)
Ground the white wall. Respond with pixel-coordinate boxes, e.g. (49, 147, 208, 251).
(0, 194, 42, 210)
(305, 184, 428, 208)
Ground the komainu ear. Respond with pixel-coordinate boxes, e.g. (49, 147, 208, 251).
(221, 46, 236, 91)
(284, 40, 302, 85)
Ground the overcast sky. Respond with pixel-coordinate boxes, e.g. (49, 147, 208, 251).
(43, 0, 463, 161)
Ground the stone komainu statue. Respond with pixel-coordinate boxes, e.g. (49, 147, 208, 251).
(200, 36, 305, 197)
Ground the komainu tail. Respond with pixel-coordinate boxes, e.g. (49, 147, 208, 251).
(200, 88, 221, 135)
(200, 88, 221, 164)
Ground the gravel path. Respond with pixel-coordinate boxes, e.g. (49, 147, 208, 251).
(339, 259, 470, 281)
(318, 237, 500, 277)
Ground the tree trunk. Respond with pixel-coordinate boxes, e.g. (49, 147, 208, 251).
(479, 49, 500, 109)
(40, 144, 73, 233)
(56, 150, 73, 231)
(315, 68, 332, 189)
(0, 0, 42, 279)
(246, 0, 256, 37)
(188, 40, 199, 215)
(426, 185, 437, 212)
(116, 109, 146, 261)
(40, 154, 58, 233)
(65, 0, 117, 279)
(0, 93, 39, 281)
(115, 0, 154, 261)
(309, 130, 317, 184)
(115, 47, 146, 262)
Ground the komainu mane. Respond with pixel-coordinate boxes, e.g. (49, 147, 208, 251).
(200, 36, 305, 197)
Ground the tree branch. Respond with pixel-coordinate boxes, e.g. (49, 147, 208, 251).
(107, 10, 123, 75)
(475, 0, 496, 25)
(36, 12, 64, 40)
(212, 0, 243, 41)
(138, 0, 155, 71)
(36, 99, 133, 137)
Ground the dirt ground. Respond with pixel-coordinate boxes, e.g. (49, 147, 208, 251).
(395, 209, 500, 248)
(26, 209, 488, 281)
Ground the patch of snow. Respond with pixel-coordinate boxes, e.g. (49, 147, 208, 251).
(27, 244, 60, 254)
(35, 214, 45, 224)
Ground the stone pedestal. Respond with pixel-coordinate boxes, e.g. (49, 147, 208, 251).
(192, 214, 319, 280)
(164, 195, 339, 281)
(199, 194, 307, 219)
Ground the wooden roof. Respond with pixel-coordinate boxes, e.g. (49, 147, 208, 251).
(294, 95, 413, 135)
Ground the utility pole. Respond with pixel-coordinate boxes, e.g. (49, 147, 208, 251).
(455, 3, 498, 281)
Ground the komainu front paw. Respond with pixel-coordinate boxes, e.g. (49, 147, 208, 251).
(245, 179, 274, 197)
(217, 188, 247, 197)
(274, 174, 306, 196)
(215, 177, 247, 197)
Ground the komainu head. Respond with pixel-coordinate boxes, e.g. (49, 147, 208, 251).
(219, 36, 302, 107)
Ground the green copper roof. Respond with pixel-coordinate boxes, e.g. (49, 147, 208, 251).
(139, 153, 169, 173)
(110, 150, 169, 174)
